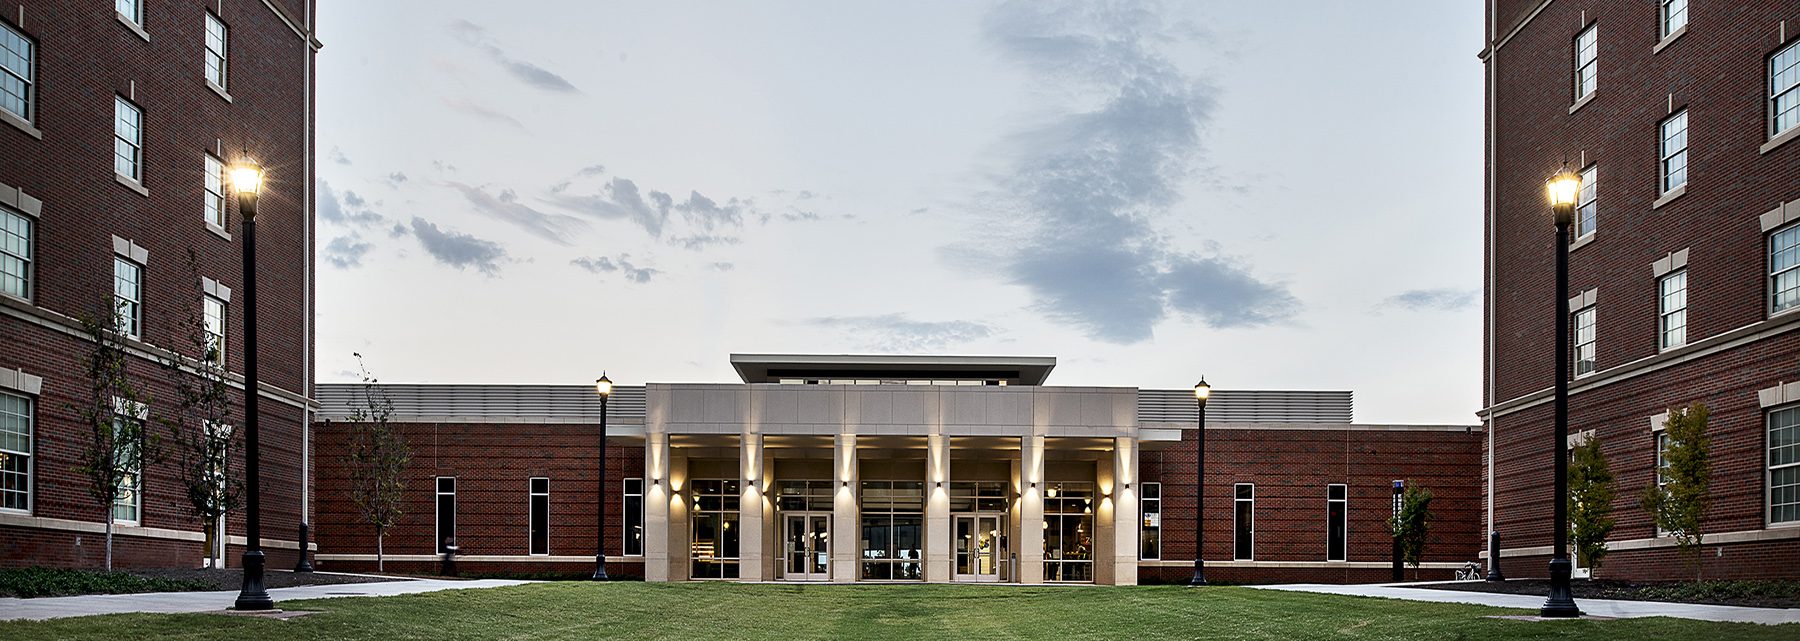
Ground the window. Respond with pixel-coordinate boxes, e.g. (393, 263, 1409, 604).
(1774, 223, 1800, 315)
(859, 480, 922, 581)
(204, 13, 227, 89)
(1659, 270, 1687, 349)
(204, 154, 226, 228)
(1139, 482, 1161, 561)
(693, 479, 742, 578)
(623, 478, 644, 556)
(528, 477, 549, 555)
(1573, 306, 1596, 377)
(1655, 431, 1672, 536)
(113, 257, 143, 338)
(1660, 110, 1687, 194)
(117, 0, 142, 24)
(1660, 0, 1686, 39)
(0, 206, 29, 300)
(1576, 165, 1597, 238)
(0, 391, 30, 513)
(1043, 482, 1094, 582)
(203, 294, 226, 365)
(0, 20, 32, 122)
(1233, 484, 1254, 561)
(114, 98, 143, 182)
(111, 415, 142, 524)
(1773, 40, 1800, 139)
(1327, 484, 1347, 562)
(1574, 25, 1597, 100)
(435, 476, 456, 553)
(1771, 406, 1799, 525)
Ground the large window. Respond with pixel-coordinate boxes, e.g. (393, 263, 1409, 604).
(1773, 40, 1799, 139)
(204, 154, 227, 228)
(1327, 484, 1347, 562)
(0, 20, 32, 123)
(1575, 165, 1597, 238)
(691, 479, 741, 578)
(1043, 482, 1094, 582)
(1233, 484, 1254, 561)
(623, 478, 644, 556)
(1139, 482, 1161, 561)
(111, 415, 142, 525)
(204, 13, 228, 89)
(0, 206, 29, 300)
(859, 480, 923, 580)
(528, 477, 548, 555)
(113, 257, 143, 338)
(0, 391, 30, 513)
(1660, 0, 1686, 39)
(435, 476, 456, 553)
(1773, 223, 1800, 315)
(778, 479, 835, 512)
(1573, 306, 1597, 377)
(203, 294, 226, 364)
(1660, 110, 1688, 194)
(1659, 270, 1687, 350)
(1574, 25, 1597, 100)
(1771, 406, 1800, 525)
(114, 98, 143, 182)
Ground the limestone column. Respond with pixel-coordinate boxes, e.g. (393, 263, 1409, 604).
(738, 430, 766, 581)
(1018, 434, 1045, 584)
(831, 433, 860, 582)
(925, 434, 952, 582)
(1096, 452, 1116, 584)
(644, 432, 672, 582)
(1111, 436, 1139, 585)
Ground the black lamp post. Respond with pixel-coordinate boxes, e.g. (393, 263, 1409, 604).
(1540, 165, 1582, 618)
(230, 157, 274, 611)
(592, 373, 613, 581)
(1189, 378, 1210, 586)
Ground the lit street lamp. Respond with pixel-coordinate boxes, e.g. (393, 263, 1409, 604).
(230, 158, 274, 611)
(593, 373, 613, 581)
(1540, 165, 1582, 618)
(1189, 378, 1211, 587)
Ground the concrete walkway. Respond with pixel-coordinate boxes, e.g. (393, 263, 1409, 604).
(0, 576, 533, 621)
(1254, 582, 1800, 625)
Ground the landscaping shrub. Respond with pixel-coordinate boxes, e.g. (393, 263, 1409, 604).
(0, 567, 213, 598)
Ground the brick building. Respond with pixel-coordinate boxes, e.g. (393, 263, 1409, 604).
(1481, 1, 1800, 580)
(0, 0, 318, 569)
(314, 355, 1480, 584)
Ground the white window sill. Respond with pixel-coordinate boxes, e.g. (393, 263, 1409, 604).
(116, 12, 150, 43)
(1569, 92, 1596, 115)
(0, 108, 41, 140)
(1653, 25, 1686, 55)
(206, 221, 232, 240)
(1570, 233, 1596, 252)
(114, 173, 149, 197)
(1652, 184, 1686, 209)
(1772, 305, 1800, 321)
(1762, 126, 1800, 155)
(206, 82, 232, 103)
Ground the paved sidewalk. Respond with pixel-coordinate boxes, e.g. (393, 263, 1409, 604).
(0, 577, 532, 621)
(1254, 582, 1800, 625)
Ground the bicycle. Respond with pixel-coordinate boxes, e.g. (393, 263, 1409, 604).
(1454, 561, 1483, 581)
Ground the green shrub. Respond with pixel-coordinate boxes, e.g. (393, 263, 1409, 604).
(0, 567, 212, 598)
(1636, 580, 1800, 602)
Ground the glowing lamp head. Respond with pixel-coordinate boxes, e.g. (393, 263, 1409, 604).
(230, 159, 265, 198)
(1193, 378, 1212, 402)
(1545, 164, 1582, 224)
(595, 373, 614, 398)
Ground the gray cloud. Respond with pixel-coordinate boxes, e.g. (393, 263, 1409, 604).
(668, 234, 741, 251)
(329, 146, 350, 165)
(318, 180, 386, 228)
(710, 262, 735, 271)
(808, 314, 998, 353)
(959, 0, 1298, 343)
(1381, 288, 1478, 313)
(448, 182, 589, 245)
(570, 254, 659, 283)
(410, 217, 509, 276)
(324, 233, 373, 269)
(445, 98, 525, 130)
(449, 19, 580, 93)
(386, 172, 409, 186)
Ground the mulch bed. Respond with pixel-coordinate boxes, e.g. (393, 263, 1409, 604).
(1420, 579, 1800, 609)
(129, 568, 405, 592)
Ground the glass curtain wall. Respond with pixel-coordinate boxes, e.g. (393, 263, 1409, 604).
(1043, 482, 1094, 582)
(690, 480, 740, 578)
(860, 480, 924, 580)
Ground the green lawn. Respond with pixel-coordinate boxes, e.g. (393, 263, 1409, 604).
(2, 582, 1795, 640)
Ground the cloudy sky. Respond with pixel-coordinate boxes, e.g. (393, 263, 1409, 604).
(314, 1, 1484, 424)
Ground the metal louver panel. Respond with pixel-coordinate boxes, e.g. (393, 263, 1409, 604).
(315, 384, 646, 423)
(1136, 389, 1352, 424)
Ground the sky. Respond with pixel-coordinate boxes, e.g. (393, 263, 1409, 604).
(313, 1, 1486, 424)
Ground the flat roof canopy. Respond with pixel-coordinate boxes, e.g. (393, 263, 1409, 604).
(729, 353, 1057, 385)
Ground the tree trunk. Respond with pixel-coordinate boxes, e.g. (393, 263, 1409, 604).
(104, 516, 115, 572)
(377, 526, 385, 573)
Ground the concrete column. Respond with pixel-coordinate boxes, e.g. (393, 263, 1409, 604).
(1109, 437, 1139, 585)
(925, 434, 952, 582)
(738, 430, 767, 581)
(644, 432, 672, 581)
(831, 433, 859, 582)
(1018, 434, 1045, 584)
(1096, 452, 1116, 585)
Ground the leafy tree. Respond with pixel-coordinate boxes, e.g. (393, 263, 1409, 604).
(1387, 483, 1433, 580)
(1568, 434, 1616, 577)
(156, 250, 242, 570)
(1641, 402, 1712, 580)
(73, 298, 160, 571)
(342, 354, 410, 572)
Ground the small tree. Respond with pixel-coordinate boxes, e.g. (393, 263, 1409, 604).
(1568, 434, 1617, 577)
(1388, 483, 1433, 580)
(157, 250, 242, 570)
(343, 354, 410, 572)
(1641, 402, 1711, 581)
(73, 298, 160, 571)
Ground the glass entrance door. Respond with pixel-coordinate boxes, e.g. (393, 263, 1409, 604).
(953, 515, 1002, 582)
(784, 514, 830, 581)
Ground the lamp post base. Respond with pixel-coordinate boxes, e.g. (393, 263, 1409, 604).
(1188, 566, 1206, 586)
(592, 556, 609, 581)
(1538, 557, 1581, 617)
(293, 523, 314, 573)
(233, 550, 275, 611)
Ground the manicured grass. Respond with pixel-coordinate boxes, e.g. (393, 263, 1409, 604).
(2, 582, 1795, 640)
